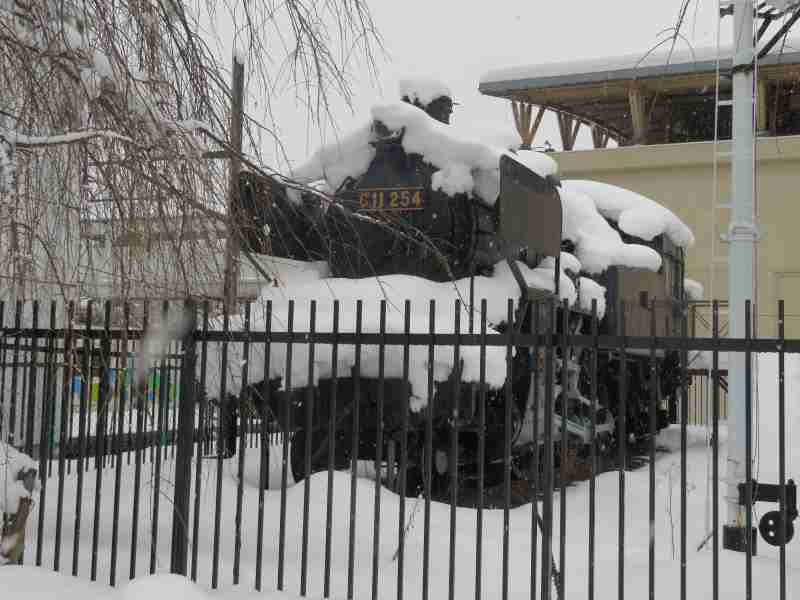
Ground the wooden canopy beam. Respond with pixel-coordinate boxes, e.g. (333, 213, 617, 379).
(556, 112, 584, 151)
(628, 84, 648, 145)
(511, 101, 545, 149)
(591, 126, 610, 149)
(757, 76, 769, 133)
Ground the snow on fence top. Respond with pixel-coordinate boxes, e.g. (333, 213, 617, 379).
(398, 78, 452, 105)
(202, 259, 587, 409)
(290, 101, 558, 205)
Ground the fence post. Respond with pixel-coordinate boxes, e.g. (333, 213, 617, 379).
(171, 300, 197, 575)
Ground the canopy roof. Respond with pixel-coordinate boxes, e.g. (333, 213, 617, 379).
(479, 41, 800, 148)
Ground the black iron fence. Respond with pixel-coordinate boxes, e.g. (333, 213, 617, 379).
(0, 297, 796, 600)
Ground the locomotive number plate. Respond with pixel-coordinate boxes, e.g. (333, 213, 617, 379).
(358, 187, 425, 212)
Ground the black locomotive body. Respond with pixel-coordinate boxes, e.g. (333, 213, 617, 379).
(229, 108, 686, 497)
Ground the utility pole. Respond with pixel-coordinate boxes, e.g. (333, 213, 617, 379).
(724, 0, 757, 552)
(222, 54, 245, 310)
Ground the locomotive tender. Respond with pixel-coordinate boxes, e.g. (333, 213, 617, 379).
(226, 84, 690, 496)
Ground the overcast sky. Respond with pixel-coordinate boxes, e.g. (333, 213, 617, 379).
(231, 1, 733, 169)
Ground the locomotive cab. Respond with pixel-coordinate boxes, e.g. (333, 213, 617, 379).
(602, 233, 684, 339)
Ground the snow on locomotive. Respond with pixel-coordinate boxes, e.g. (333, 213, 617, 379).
(207, 80, 694, 495)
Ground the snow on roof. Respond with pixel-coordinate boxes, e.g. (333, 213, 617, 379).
(398, 78, 452, 105)
(562, 180, 694, 247)
(559, 184, 662, 274)
(202, 258, 575, 408)
(292, 101, 558, 205)
(479, 39, 800, 89)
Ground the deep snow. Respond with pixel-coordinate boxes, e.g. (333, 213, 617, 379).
(9, 353, 798, 599)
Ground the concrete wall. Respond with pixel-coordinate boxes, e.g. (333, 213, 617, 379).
(554, 135, 800, 337)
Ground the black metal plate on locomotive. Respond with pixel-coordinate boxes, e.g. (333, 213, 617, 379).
(498, 154, 562, 260)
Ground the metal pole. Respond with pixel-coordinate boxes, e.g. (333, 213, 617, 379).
(724, 0, 757, 552)
(223, 55, 246, 309)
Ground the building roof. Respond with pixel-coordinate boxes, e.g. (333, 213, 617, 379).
(479, 41, 800, 146)
(480, 42, 800, 94)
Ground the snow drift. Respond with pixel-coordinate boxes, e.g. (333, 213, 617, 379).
(203, 260, 575, 409)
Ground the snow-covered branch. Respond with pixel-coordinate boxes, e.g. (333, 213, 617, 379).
(1, 128, 132, 147)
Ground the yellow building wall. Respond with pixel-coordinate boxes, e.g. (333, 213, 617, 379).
(554, 135, 800, 337)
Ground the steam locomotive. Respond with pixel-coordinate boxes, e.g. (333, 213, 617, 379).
(225, 94, 687, 497)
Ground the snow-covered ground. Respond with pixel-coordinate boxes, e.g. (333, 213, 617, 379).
(0, 567, 303, 599)
(4, 354, 798, 599)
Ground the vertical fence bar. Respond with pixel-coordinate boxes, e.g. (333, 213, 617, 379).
(277, 301, 294, 591)
(46, 301, 58, 478)
(212, 306, 229, 589)
(171, 300, 197, 577)
(90, 301, 111, 581)
(233, 303, 251, 584)
(171, 357, 178, 459)
(347, 301, 362, 600)
(300, 300, 316, 596)
(648, 301, 657, 600)
(72, 301, 93, 576)
(192, 302, 209, 582)
(67, 315, 75, 479)
(449, 300, 461, 600)
(712, 301, 720, 600)
(24, 301, 40, 457)
(777, 300, 786, 600)
(127, 321, 133, 468)
(72, 302, 92, 576)
(150, 301, 169, 575)
(104, 334, 115, 471)
(618, 300, 627, 600)
(680, 303, 688, 600)
(255, 301, 272, 591)
(130, 301, 148, 580)
(35, 302, 54, 566)
(558, 300, 568, 600)
(141, 305, 150, 462)
(744, 301, 752, 600)
(530, 301, 541, 600)
(396, 300, 410, 600)
(9, 301, 22, 448)
(324, 301, 340, 599)
(588, 300, 598, 600)
(54, 301, 74, 571)
(422, 300, 435, 600)
(110, 303, 130, 586)
(476, 300, 487, 600)
(371, 300, 387, 600)
(502, 298, 515, 600)
(0, 302, 5, 442)
(541, 299, 555, 600)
